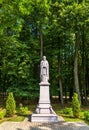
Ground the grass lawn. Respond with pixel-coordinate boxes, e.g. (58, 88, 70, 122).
(0, 115, 25, 124)
(0, 103, 89, 125)
(0, 104, 36, 124)
(52, 103, 89, 125)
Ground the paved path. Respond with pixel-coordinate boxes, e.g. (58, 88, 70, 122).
(0, 116, 89, 130)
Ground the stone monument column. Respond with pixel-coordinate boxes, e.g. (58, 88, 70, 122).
(31, 56, 58, 122)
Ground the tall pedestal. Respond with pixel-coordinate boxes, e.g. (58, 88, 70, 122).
(31, 82, 58, 122)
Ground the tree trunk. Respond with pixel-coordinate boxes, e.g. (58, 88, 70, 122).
(86, 60, 89, 98)
(81, 27, 87, 105)
(40, 26, 43, 58)
(74, 32, 81, 104)
(58, 55, 64, 107)
(64, 51, 67, 102)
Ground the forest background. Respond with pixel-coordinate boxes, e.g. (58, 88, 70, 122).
(0, 0, 89, 106)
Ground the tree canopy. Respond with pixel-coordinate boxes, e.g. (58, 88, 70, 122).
(0, 0, 89, 105)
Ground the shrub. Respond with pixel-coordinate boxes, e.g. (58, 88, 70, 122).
(84, 111, 89, 121)
(72, 93, 81, 118)
(18, 106, 28, 115)
(63, 107, 73, 115)
(6, 92, 16, 117)
(0, 110, 5, 119)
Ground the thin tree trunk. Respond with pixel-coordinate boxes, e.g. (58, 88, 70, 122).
(82, 27, 87, 104)
(86, 60, 89, 98)
(64, 51, 67, 102)
(40, 26, 43, 58)
(58, 55, 64, 107)
(74, 32, 81, 104)
(69, 46, 73, 100)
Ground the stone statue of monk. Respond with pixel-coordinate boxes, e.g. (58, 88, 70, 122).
(40, 56, 49, 82)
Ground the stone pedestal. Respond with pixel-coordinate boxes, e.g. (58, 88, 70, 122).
(31, 82, 58, 122)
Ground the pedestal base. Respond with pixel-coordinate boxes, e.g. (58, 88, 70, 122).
(31, 81, 58, 122)
(31, 114, 58, 122)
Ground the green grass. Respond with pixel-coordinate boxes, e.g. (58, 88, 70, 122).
(0, 109, 29, 124)
(0, 102, 36, 124)
(0, 115, 25, 124)
(6, 115, 25, 122)
(0, 103, 89, 125)
(0, 104, 36, 124)
(64, 117, 84, 122)
(52, 103, 89, 125)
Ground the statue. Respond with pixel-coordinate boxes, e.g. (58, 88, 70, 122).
(31, 55, 58, 122)
(40, 56, 49, 82)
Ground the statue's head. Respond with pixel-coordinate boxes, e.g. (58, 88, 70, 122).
(43, 56, 46, 60)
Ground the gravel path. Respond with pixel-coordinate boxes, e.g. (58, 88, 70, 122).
(0, 116, 89, 130)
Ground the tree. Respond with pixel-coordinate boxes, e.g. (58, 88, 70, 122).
(0, 0, 89, 105)
(6, 92, 16, 116)
(72, 93, 81, 118)
(31, 0, 51, 57)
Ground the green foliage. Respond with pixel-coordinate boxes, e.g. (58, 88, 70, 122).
(0, 0, 89, 105)
(84, 111, 89, 121)
(6, 92, 16, 117)
(0, 110, 5, 119)
(62, 108, 73, 115)
(18, 106, 28, 115)
(72, 93, 81, 118)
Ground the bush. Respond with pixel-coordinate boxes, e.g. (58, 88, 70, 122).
(0, 110, 5, 119)
(18, 106, 28, 115)
(84, 111, 89, 121)
(63, 108, 73, 115)
(72, 93, 81, 118)
(6, 92, 16, 117)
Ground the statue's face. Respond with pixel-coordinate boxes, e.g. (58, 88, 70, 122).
(43, 56, 46, 60)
